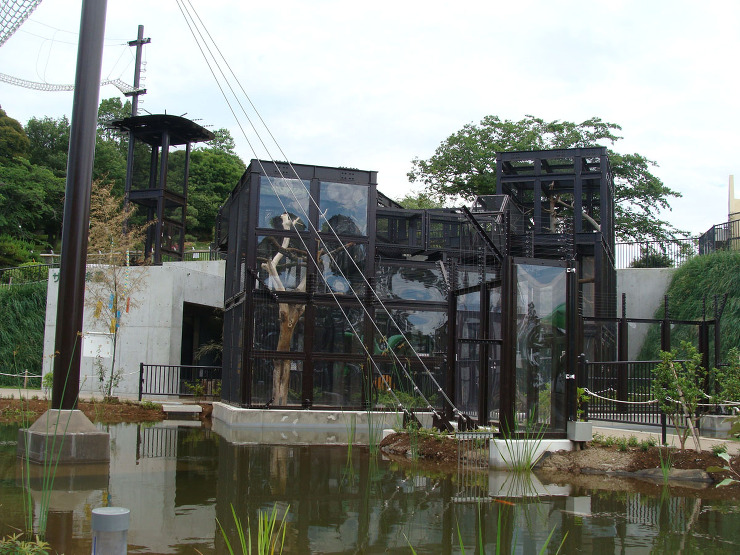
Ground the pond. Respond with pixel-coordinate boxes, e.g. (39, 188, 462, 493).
(2, 422, 740, 554)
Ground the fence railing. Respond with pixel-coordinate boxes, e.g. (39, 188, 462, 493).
(615, 239, 699, 269)
(584, 360, 663, 426)
(0, 263, 55, 286)
(138, 363, 222, 401)
(699, 217, 740, 255)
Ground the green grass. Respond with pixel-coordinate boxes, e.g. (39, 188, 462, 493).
(639, 250, 740, 362)
(217, 503, 288, 554)
(0, 282, 47, 388)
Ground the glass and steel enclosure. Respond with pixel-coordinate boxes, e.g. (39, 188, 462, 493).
(217, 151, 616, 436)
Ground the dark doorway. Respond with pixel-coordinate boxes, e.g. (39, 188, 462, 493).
(181, 303, 223, 366)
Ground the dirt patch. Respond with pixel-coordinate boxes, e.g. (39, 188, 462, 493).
(0, 397, 166, 424)
(379, 431, 460, 471)
(380, 431, 740, 491)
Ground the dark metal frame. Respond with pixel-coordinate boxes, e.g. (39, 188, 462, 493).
(217, 150, 617, 436)
(112, 114, 214, 264)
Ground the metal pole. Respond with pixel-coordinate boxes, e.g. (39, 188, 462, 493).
(123, 26, 150, 207)
(52, 0, 109, 410)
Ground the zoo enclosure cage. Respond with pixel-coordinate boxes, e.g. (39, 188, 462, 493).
(216, 149, 616, 437)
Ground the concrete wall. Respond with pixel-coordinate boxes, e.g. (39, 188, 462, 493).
(42, 261, 224, 397)
(616, 267, 675, 359)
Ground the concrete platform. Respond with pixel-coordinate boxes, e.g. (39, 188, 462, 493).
(162, 403, 202, 420)
(212, 402, 415, 445)
(17, 410, 110, 464)
(489, 439, 573, 469)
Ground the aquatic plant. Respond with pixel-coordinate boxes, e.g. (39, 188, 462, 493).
(497, 413, 547, 473)
(657, 447, 675, 484)
(217, 503, 288, 555)
(17, 338, 82, 539)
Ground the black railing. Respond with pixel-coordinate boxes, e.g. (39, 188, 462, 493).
(699, 217, 740, 255)
(585, 360, 663, 426)
(136, 425, 179, 459)
(138, 363, 222, 400)
(615, 239, 698, 269)
(0, 264, 55, 286)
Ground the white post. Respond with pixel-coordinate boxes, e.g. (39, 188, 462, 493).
(91, 507, 130, 554)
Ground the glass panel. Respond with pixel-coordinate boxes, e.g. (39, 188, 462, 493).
(256, 235, 308, 292)
(251, 358, 302, 407)
(371, 360, 426, 410)
(580, 256, 595, 318)
(313, 360, 364, 407)
(252, 302, 305, 352)
(314, 306, 364, 353)
(316, 241, 366, 295)
(258, 176, 310, 229)
(515, 263, 567, 433)
(376, 264, 446, 302)
(488, 287, 502, 423)
(375, 213, 422, 246)
(319, 181, 368, 235)
(374, 310, 447, 356)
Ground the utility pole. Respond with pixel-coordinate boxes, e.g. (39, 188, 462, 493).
(51, 0, 109, 409)
(124, 25, 150, 204)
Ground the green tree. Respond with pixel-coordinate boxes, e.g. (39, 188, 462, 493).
(0, 108, 29, 163)
(395, 191, 446, 209)
(408, 115, 683, 242)
(0, 159, 65, 243)
(86, 180, 150, 397)
(653, 342, 706, 452)
(25, 115, 70, 177)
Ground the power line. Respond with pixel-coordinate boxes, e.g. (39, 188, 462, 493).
(175, 0, 463, 426)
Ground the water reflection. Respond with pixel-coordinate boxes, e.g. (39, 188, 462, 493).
(2, 422, 740, 553)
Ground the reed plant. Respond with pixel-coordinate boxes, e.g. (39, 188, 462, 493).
(497, 413, 548, 473)
(217, 503, 289, 555)
(657, 446, 675, 484)
(17, 338, 81, 539)
(407, 503, 566, 554)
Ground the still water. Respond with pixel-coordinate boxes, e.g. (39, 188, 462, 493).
(1, 422, 740, 554)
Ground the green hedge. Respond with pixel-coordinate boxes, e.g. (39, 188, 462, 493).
(638, 250, 740, 363)
(0, 282, 46, 388)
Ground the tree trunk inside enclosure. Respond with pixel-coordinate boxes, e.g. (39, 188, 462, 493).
(273, 302, 306, 406)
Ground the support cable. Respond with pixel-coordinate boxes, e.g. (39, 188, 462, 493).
(176, 1, 462, 427)
(179, 0, 462, 423)
(174, 0, 417, 422)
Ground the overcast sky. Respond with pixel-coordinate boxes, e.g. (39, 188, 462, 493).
(1, 0, 738, 235)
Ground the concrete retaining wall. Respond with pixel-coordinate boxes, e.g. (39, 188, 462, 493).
(617, 268, 675, 359)
(42, 261, 224, 397)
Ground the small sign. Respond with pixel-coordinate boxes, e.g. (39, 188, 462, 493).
(83, 333, 114, 358)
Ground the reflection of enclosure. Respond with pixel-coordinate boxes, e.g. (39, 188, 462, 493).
(217, 151, 616, 436)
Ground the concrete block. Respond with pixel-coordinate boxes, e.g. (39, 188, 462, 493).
(18, 410, 110, 463)
(489, 438, 572, 469)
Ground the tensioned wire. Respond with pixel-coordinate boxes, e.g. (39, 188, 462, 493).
(176, 0, 464, 423)
(174, 0, 423, 420)
(175, 0, 463, 423)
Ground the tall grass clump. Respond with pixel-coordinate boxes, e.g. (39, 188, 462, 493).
(217, 503, 289, 555)
(639, 250, 740, 361)
(497, 415, 548, 473)
(658, 446, 675, 484)
(0, 282, 47, 388)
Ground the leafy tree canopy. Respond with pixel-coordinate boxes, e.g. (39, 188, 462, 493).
(0, 108, 29, 163)
(0, 159, 65, 242)
(25, 115, 70, 177)
(408, 115, 684, 242)
(395, 190, 446, 209)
